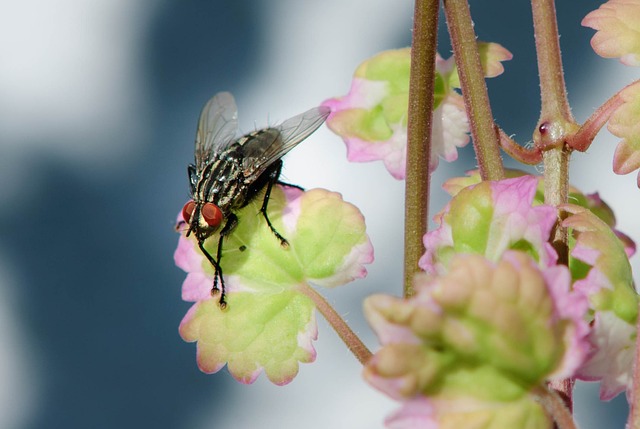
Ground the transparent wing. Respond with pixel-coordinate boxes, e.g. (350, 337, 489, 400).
(240, 105, 330, 178)
(194, 92, 239, 170)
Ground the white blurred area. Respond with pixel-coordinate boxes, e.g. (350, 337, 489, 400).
(0, 1, 154, 428)
(0, 0, 638, 428)
(0, 256, 37, 429)
(0, 0, 151, 204)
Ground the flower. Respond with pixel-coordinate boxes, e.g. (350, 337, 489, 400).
(419, 175, 558, 275)
(323, 43, 512, 179)
(562, 204, 639, 401)
(365, 252, 589, 428)
(175, 186, 373, 384)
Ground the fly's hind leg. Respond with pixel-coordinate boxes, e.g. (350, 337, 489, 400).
(276, 181, 304, 192)
(260, 161, 290, 248)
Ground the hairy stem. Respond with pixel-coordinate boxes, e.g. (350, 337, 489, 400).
(531, 0, 576, 403)
(443, 0, 504, 181)
(403, 0, 440, 297)
(568, 80, 639, 152)
(531, 0, 574, 124)
(543, 148, 570, 265)
(498, 128, 543, 165)
(298, 284, 372, 365)
(533, 385, 578, 429)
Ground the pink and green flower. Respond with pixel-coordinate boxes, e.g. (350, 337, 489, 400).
(322, 43, 511, 179)
(175, 186, 373, 384)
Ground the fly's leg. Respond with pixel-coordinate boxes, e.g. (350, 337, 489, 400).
(276, 181, 304, 192)
(197, 239, 226, 309)
(197, 214, 238, 310)
(260, 162, 291, 248)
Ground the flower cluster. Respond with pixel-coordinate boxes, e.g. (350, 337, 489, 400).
(173, 2, 640, 426)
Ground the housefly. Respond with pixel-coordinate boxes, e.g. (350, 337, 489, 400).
(180, 92, 330, 309)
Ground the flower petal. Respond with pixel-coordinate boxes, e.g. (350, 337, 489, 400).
(562, 204, 639, 400)
(179, 292, 317, 385)
(582, 0, 640, 66)
(175, 186, 372, 384)
(365, 252, 587, 427)
(420, 176, 558, 275)
(608, 81, 640, 187)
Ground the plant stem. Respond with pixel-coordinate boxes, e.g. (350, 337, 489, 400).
(533, 385, 578, 429)
(403, 0, 439, 297)
(567, 80, 638, 152)
(531, 0, 574, 124)
(443, 0, 504, 181)
(543, 148, 570, 265)
(298, 284, 372, 365)
(531, 0, 577, 402)
(531, 0, 576, 264)
(498, 127, 543, 165)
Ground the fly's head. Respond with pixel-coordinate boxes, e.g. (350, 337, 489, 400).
(183, 163, 224, 241)
(182, 199, 224, 241)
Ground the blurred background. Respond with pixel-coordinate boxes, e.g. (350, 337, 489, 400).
(0, 1, 637, 428)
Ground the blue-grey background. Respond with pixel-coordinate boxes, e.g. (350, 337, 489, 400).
(0, 1, 636, 428)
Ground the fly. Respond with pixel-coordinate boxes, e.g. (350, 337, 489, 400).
(180, 92, 330, 309)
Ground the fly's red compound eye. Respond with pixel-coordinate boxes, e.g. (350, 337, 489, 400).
(202, 202, 223, 228)
(182, 200, 196, 223)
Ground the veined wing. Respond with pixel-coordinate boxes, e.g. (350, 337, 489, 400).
(239, 105, 330, 178)
(194, 92, 239, 170)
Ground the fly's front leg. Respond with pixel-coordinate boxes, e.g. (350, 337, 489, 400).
(197, 239, 226, 309)
(197, 214, 238, 310)
(260, 161, 289, 248)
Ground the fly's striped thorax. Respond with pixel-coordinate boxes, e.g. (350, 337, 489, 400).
(195, 152, 248, 212)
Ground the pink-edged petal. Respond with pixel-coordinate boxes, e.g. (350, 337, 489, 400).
(430, 93, 470, 172)
(576, 311, 636, 401)
(478, 42, 514, 78)
(608, 81, 640, 186)
(582, 0, 640, 66)
(562, 204, 639, 400)
(385, 398, 438, 429)
(420, 176, 558, 275)
(179, 293, 317, 385)
(540, 263, 591, 379)
(447, 42, 513, 87)
(174, 234, 213, 302)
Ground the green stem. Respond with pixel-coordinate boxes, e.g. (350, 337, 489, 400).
(443, 0, 504, 181)
(543, 148, 570, 265)
(298, 284, 372, 365)
(403, 0, 439, 297)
